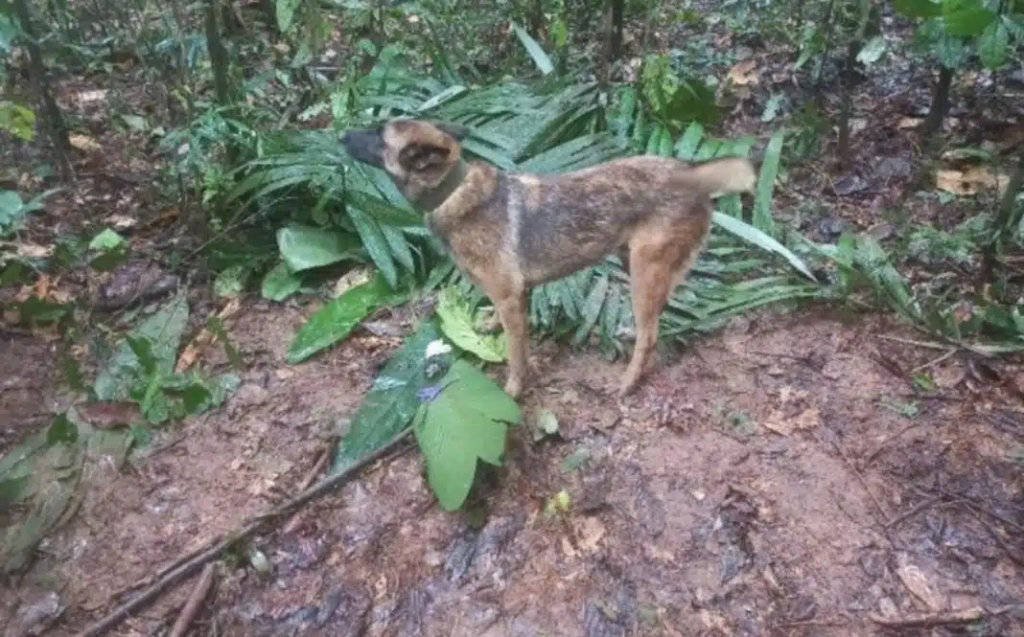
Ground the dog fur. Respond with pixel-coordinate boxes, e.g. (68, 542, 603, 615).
(341, 119, 756, 399)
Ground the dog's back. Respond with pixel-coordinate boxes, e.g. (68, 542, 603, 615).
(509, 155, 755, 285)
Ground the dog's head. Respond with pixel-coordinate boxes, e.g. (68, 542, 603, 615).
(341, 119, 470, 204)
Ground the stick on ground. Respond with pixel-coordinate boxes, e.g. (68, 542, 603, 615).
(167, 563, 215, 637)
(72, 430, 413, 637)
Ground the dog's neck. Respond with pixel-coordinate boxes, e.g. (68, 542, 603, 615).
(413, 158, 470, 212)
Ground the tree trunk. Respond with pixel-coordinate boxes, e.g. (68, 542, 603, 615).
(11, 0, 73, 181)
(923, 65, 954, 138)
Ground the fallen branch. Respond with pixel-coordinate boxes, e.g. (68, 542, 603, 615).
(73, 429, 414, 637)
(869, 606, 1002, 629)
(168, 563, 216, 637)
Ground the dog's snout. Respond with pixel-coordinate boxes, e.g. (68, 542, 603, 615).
(341, 128, 385, 167)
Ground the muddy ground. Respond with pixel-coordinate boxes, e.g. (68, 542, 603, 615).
(4, 298, 1024, 637)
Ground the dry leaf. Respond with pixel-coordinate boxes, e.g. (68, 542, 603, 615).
(763, 407, 821, 436)
(17, 242, 54, 258)
(103, 214, 137, 230)
(69, 134, 102, 152)
(896, 554, 946, 611)
(898, 117, 923, 129)
(76, 89, 108, 104)
(573, 516, 606, 553)
(175, 298, 243, 372)
(726, 59, 759, 86)
(936, 167, 1010, 196)
(333, 266, 374, 297)
(32, 273, 51, 298)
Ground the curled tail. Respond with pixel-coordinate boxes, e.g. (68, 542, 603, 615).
(687, 157, 757, 198)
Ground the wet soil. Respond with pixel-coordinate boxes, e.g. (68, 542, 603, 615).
(4, 300, 1023, 637)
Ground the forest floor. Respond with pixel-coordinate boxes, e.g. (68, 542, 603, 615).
(2, 11, 1024, 637)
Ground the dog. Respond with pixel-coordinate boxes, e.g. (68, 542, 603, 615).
(341, 119, 756, 399)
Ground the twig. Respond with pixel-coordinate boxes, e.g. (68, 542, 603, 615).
(863, 422, 922, 466)
(877, 335, 950, 351)
(298, 447, 330, 491)
(167, 563, 216, 637)
(869, 606, 1001, 628)
(73, 429, 414, 637)
(910, 348, 959, 374)
(832, 441, 891, 526)
(884, 495, 943, 529)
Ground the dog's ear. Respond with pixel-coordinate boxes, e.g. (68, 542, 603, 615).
(436, 122, 470, 142)
(398, 143, 451, 172)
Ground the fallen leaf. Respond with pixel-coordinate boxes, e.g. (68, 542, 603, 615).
(333, 266, 374, 297)
(726, 59, 759, 86)
(69, 134, 102, 152)
(175, 297, 242, 372)
(763, 407, 821, 436)
(17, 242, 53, 259)
(936, 167, 1010, 196)
(898, 117, 923, 129)
(75, 401, 141, 429)
(896, 553, 946, 611)
(76, 89, 108, 104)
(573, 516, 606, 553)
(103, 214, 137, 230)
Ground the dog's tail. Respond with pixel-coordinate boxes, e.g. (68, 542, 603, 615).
(687, 157, 757, 198)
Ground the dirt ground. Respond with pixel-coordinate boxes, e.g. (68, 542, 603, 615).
(3, 297, 1023, 637)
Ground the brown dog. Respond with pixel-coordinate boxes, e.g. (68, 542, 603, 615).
(341, 119, 756, 399)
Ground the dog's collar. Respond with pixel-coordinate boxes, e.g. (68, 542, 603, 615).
(414, 158, 470, 212)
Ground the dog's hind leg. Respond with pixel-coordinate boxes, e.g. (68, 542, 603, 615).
(619, 222, 707, 397)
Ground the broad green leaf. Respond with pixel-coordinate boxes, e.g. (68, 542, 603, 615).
(893, 0, 941, 18)
(276, 225, 363, 273)
(977, 20, 1009, 69)
(436, 287, 507, 362)
(94, 296, 190, 401)
(275, 0, 303, 32)
(333, 322, 441, 472)
(940, 6, 996, 38)
(414, 359, 519, 511)
(675, 122, 704, 160)
(511, 23, 554, 75)
(287, 271, 406, 364)
(261, 261, 302, 301)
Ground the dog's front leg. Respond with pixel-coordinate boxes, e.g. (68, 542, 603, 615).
(493, 291, 530, 398)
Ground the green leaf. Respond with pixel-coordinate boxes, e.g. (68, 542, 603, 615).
(435, 287, 507, 362)
(414, 360, 520, 511)
(977, 20, 1009, 69)
(511, 22, 554, 75)
(276, 225, 363, 273)
(261, 261, 302, 301)
(333, 322, 441, 472)
(275, 0, 303, 32)
(213, 264, 250, 298)
(46, 413, 78, 445)
(893, 0, 941, 19)
(0, 102, 36, 142)
(94, 295, 190, 401)
(88, 228, 127, 251)
(347, 207, 399, 288)
(856, 35, 888, 66)
(940, 6, 996, 38)
(287, 271, 405, 364)
(712, 212, 816, 281)
(752, 129, 784, 234)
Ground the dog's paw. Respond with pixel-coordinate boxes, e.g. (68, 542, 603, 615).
(503, 377, 523, 399)
(477, 310, 503, 334)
